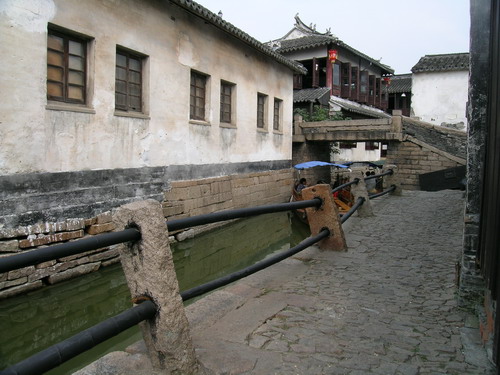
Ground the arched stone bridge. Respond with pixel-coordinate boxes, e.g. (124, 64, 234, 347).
(292, 112, 467, 190)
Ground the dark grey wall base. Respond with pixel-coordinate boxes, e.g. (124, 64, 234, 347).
(0, 160, 291, 229)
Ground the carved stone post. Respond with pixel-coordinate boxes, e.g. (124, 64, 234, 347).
(301, 184, 347, 251)
(113, 200, 201, 374)
(349, 171, 373, 217)
(383, 164, 402, 196)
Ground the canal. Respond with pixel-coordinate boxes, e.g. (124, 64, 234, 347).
(0, 211, 309, 374)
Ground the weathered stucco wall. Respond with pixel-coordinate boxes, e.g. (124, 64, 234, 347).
(411, 70, 469, 130)
(0, 0, 294, 175)
(0, 168, 293, 299)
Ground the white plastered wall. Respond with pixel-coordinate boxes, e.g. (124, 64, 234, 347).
(411, 70, 468, 131)
(0, 0, 294, 175)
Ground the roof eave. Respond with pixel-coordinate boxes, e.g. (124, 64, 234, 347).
(171, 0, 307, 74)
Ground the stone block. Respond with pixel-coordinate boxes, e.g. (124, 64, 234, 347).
(0, 276, 28, 289)
(86, 222, 115, 235)
(58, 248, 102, 262)
(162, 204, 184, 217)
(176, 229, 195, 242)
(0, 280, 43, 300)
(96, 211, 113, 224)
(8, 266, 35, 280)
(18, 230, 84, 249)
(101, 257, 121, 267)
(65, 218, 86, 231)
(36, 260, 57, 269)
(187, 185, 202, 199)
(84, 217, 97, 226)
(89, 248, 119, 262)
(0, 239, 20, 252)
(47, 262, 101, 285)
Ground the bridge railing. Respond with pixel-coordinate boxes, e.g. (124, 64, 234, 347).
(0, 166, 399, 375)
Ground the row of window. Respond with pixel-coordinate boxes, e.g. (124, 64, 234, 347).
(47, 27, 283, 131)
(294, 58, 388, 110)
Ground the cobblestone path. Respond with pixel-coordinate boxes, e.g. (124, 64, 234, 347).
(235, 190, 493, 374)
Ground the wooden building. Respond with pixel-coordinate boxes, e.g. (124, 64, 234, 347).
(269, 15, 394, 118)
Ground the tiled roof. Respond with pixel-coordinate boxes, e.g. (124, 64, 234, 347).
(275, 36, 394, 74)
(171, 0, 306, 74)
(411, 53, 469, 73)
(293, 87, 331, 103)
(387, 74, 412, 93)
(330, 96, 391, 119)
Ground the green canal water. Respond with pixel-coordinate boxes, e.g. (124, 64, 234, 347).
(0, 212, 309, 374)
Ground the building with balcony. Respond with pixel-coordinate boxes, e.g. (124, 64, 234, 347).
(269, 15, 394, 119)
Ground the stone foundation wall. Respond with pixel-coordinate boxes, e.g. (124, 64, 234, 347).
(385, 140, 464, 190)
(0, 168, 293, 299)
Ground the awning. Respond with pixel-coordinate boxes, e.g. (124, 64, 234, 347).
(294, 161, 349, 170)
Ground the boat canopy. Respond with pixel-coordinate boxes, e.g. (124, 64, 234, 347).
(293, 161, 349, 170)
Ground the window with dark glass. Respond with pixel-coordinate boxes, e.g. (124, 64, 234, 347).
(340, 141, 357, 149)
(273, 98, 282, 131)
(365, 141, 380, 151)
(333, 63, 341, 86)
(190, 71, 207, 120)
(360, 72, 368, 94)
(47, 29, 86, 104)
(257, 93, 267, 128)
(220, 81, 233, 123)
(115, 49, 143, 112)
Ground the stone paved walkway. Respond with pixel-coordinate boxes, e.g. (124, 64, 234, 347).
(189, 190, 494, 374)
(77, 190, 495, 374)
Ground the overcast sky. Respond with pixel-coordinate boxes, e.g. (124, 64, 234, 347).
(199, 0, 470, 74)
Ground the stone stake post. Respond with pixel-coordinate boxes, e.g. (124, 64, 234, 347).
(383, 164, 402, 196)
(349, 171, 373, 217)
(113, 200, 201, 374)
(301, 184, 347, 251)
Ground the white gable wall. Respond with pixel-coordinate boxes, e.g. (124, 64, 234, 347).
(411, 70, 468, 130)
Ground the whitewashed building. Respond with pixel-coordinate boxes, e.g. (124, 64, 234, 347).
(0, 0, 304, 296)
(411, 53, 469, 131)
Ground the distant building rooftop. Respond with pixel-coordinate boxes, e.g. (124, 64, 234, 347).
(411, 53, 469, 73)
(293, 87, 331, 104)
(387, 74, 412, 93)
(270, 15, 393, 74)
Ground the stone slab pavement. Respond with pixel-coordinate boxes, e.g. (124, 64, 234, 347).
(76, 190, 495, 375)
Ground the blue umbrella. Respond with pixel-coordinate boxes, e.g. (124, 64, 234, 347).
(293, 161, 349, 170)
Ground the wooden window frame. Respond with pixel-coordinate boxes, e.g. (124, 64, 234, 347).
(365, 141, 380, 151)
(257, 93, 267, 129)
(341, 62, 351, 98)
(293, 74, 303, 90)
(273, 98, 282, 131)
(115, 49, 144, 113)
(359, 71, 369, 103)
(368, 75, 376, 105)
(340, 141, 357, 149)
(190, 71, 208, 121)
(350, 66, 359, 101)
(220, 81, 234, 124)
(47, 29, 87, 104)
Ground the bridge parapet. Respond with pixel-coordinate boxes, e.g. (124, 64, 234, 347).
(294, 117, 395, 142)
(401, 116, 467, 161)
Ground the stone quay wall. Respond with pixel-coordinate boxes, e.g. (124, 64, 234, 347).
(0, 168, 293, 300)
(385, 140, 464, 190)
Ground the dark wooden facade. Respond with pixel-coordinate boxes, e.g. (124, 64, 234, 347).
(477, 0, 500, 365)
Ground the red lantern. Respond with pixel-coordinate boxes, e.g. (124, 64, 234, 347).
(328, 49, 338, 63)
(383, 77, 391, 85)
